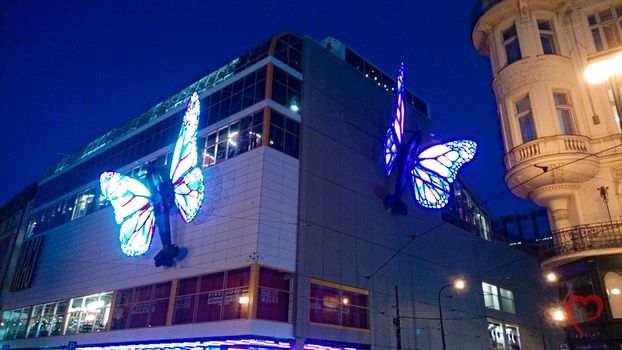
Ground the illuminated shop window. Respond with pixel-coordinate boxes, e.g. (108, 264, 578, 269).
(488, 320, 521, 349)
(483, 282, 515, 313)
(64, 292, 112, 334)
(0, 307, 30, 340)
(173, 267, 251, 325)
(604, 271, 622, 318)
(589, 6, 622, 51)
(71, 188, 95, 221)
(515, 96, 537, 143)
(538, 19, 557, 54)
(256, 267, 292, 322)
(25, 301, 66, 338)
(309, 280, 369, 330)
(503, 24, 522, 65)
(111, 282, 171, 330)
(561, 274, 600, 323)
(553, 92, 575, 135)
(444, 181, 491, 241)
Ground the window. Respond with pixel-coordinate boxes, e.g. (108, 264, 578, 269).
(515, 96, 537, 143)
(111, 282, 171, 330)
(256, 267, 292, 322)
(25, 301, 66, 338)
(269, 110, 301, 158)
(538, 20, 557, 54)
(488, 320, 521, 349)
(202, 110, 264, 167)
(604, 271, 622, 318)
(609, 87, 622, 133)
(503, 25, 522, 65)
(309, 280, 369, 330)
(588, 6, 622, 51)
(0, 307, 30, 340)
(172, 267, 251, 325)
(65, 292, 113, 334)
(553, 92, 575, 135)
(482, 282, 515, 313)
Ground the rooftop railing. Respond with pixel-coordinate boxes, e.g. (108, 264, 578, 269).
(539, 220, 622, 260)
(471, 0, 506, 28)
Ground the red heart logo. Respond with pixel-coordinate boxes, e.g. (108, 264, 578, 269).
(565, 295, 603, 338)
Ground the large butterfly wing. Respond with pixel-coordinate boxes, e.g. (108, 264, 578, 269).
(410, 140, 477, 209)
(170, 91, 205, 222)
(100, 172, 155, 256)
(383, 62, 405, 176)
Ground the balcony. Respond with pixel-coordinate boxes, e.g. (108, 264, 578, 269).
(539, 220, 622, 261)
(504, 134, 592, 169)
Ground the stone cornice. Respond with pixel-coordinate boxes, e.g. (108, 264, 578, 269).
(492, 56, 575, 98)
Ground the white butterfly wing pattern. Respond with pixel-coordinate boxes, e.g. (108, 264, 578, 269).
(170, 91, 205, 223)
(410, 140, 477, 209)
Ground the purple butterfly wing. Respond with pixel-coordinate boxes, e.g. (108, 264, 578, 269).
(384, 62, 405, 176)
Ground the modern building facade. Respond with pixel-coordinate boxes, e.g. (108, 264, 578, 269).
(1, 32, 555, 350)
(472, 0, 622, 348)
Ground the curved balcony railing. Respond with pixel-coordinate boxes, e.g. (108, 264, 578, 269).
(471, 0, 507, 28)
(539, 220, 622, 260)
(504, 135, 592, 169)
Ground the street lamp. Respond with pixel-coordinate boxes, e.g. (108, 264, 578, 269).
(438, 279, 466, 350)
(584, 53, 622, 130)
(540, 308, 565, 350)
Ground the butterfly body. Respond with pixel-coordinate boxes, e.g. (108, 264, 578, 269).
(100, 92, 205, 267)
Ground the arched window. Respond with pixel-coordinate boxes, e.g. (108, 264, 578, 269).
(604, 271, 622, 318)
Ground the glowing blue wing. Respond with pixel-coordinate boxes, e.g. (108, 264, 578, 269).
(170, 91, 205, 222)
(100, 171, 155, 256)
(411, 140, 477, 209)
(383, 62, 405, 176)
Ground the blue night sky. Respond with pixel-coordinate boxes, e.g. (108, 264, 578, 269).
(0, 0, 541, 219)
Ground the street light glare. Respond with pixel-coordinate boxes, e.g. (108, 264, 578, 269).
(454, 279, 466, 290)
(546, 272, 557, 282)
(584, 54, 622, 84)
(552, 310, 565, 321)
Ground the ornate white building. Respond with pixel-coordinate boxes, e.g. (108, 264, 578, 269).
(472, 0, 622, 348)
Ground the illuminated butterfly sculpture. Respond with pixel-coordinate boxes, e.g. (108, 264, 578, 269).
(383, 63, 477, 215)
(100, 91, 205, 267)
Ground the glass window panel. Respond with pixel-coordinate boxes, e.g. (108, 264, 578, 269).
(240, 115, 252, 130)
(150, 299, 169, 327)
(259, 267, 291, 290)
(255, 80, 266, 100)
(342, 290, 368, 307)
(506, 40, 521, 64)
(272, 81, 287, 106)
(178, 277, 199, 296)
(285, 133, 300, 158)
(558, 109, 574, 134)
(269, 125, 285, 152)
(500, 288, 516, 313)
(256, 287, 289, 322)
(488, 321, 505, 349)
(603, 24, 622, 47)
(541, 34, 555, 54)
(516, 97, 531, 113)
(482, 282, 500, 310)
(1, 310, 11, 340)
(286, 118, 300, 135)
(196, 291, 223, 322)
(271, 111, 285, 128)
(599, 8, 614, 21)
(503, 25, 517, 40)
(273, 66, 288, 84)
(222, 288, 249, 320)
(342, 305, 368, 329)
(111, 305, 129, 330)
(135, 285, 153, 302)
(218, 98, 231, 120)
(203, 145, 216, 167)
(154, 282, 171, 299)
(50, 301, 66, 336)
(226, 267, 250, 288)
(506, 324, 521, 350)
(604, 271, 622, 318)
(173, 295, 196, 325)
(127, 302, 150, 328)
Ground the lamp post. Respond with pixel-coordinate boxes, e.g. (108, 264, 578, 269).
(540, 308, 565, 350)
(438, 279, 465, 350)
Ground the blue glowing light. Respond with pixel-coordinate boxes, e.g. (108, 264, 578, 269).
(383, 63, 477, 212)
(100, 92, 205, 258)
(383, 62, 405, 176)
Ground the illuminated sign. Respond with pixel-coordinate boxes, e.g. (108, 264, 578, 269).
(566, 294, 603, 338)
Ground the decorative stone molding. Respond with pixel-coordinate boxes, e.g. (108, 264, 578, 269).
(550, 209, 569, 221)
(551, 164, 566, 183)
(492, 56, 575, 98)
(611, 165, 622, 194)
(518, 0, 533, 27)
(529, 183, 581, 197)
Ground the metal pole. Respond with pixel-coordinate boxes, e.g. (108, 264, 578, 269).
(438, 284, 451, 350)
(394, 286, 402, 350)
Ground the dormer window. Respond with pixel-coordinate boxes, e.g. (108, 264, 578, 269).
(503, 25, 522, 65)
(588, 6, 622, 52)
